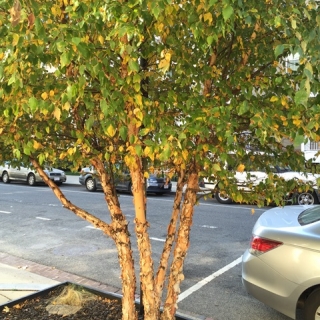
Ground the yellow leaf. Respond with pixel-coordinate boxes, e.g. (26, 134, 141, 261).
(251, 208, 255, 215)
(293, 119, 301, 126)
(0, 52, 4, 60)
(53, 107, 61, 120)
(135, 94, 143, 107)
(158, 51, 171, 73)
(41, 92, 48, 100)
(144, 171, 149, 178)
(49, 90, 55, 97)
(134, 107, 143, 121)
(106, 124, 116, 137)
(237, 164, 245, 172)
(12, 34, 20, 46)
(270, 96, 278, 102)
(98, 35, 104, 45)
(203, 12, 213, 24)
(281, 96, 288, 107)
(33, 140, 42, 149)
(144, 146, 151, 157)
(59, 152, 66, 160)
(62, 101, 71, 111)
(67, 147, 75, 156)
(202, 144, 209, 152)
(182, 149, 188, 160)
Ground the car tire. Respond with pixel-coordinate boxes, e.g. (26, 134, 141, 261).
(215, 190, 233, 204)
(295, 192, 315, 205)
(303, 288, 320, 320)
(27, 173, 36, 186)
(85, 177, 97, 192)
(2, 171, 10, 183)
(128, 183, 133, 195)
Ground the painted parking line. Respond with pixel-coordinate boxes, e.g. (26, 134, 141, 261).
(150, 237, 165, 242)
(199, 225, 217, 229)
(86, 226, 103, 230)
(178, 256, 243, 302)
(0, 210, 11, 214)
(36, 217, 51, 221)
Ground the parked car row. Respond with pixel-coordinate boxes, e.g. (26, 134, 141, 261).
(79, 167, 172, 195)
(0, 161, 67, 186)
(204, 164, 320, 205)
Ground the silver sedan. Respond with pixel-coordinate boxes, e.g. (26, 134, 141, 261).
(0, 162, 66, 186)
(242, 205, 320, 320)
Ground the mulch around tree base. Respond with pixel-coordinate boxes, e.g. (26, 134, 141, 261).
(0, 285, 125, 320)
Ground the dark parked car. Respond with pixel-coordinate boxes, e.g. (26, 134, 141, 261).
(79, 167, 172, 194)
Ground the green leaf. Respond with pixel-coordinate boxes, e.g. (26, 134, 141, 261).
(293, 134, 305, 147)
(294, 90, 308, 106)
(222, 5, 234, 21)
(72, 37, 81, 45)
(207, 35, 214, 45)
(238, 101, 249, 115)
(23, 146, 31, 156)
(119, 126, 128, 141)
(29, 97, 38, 112)
(60, 52, 72, 67)
(274, 44, 284, 58)
(135, 145, 142, 156)
(128, 60, 139, 73)
(77, 43, 90, 58)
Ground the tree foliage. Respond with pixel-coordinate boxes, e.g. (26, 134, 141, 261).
(0, 0, 320, 319)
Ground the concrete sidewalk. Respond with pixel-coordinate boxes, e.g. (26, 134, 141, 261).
(0, 252, 121, 308)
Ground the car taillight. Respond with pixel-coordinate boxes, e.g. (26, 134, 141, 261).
(249, 235, 282, 255)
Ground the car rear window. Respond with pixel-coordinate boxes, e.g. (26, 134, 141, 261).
(298, 206, 320, 226)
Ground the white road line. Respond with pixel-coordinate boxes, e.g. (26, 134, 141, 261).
(150, 237, 165, 242)
(178, 256, 243, 302)
(0, 210, 11, 214)
(200, 225, 217, 229)
(86, 226, 102, 230)
(36, 217, 51, 221)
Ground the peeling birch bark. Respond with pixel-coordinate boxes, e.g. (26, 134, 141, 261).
(161, 171, 199, 320)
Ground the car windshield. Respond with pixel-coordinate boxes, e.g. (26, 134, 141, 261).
(298, 206, 320, 226)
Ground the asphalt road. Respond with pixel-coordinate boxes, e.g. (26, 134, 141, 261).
(0, 181, 301, 320)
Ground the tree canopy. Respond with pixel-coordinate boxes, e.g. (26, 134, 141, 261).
(0, 0, 320, 319)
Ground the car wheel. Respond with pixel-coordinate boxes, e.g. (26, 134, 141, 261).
(303, 288, 320, 320)
(85, 177, 96, 192)
(128, 183, 133, 195)
(295, 192, 315, 205)
(215, 190, 233, 204)
(2, 171, 10, 183)
(27, 173, 36, 186)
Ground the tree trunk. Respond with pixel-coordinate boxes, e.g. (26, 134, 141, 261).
(161, 170, 199, 320)
(90, 158, 138, 320)
(31, 158, 138, 320)
(129, 155, 158, 320)
(154, 170, 186, 309)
